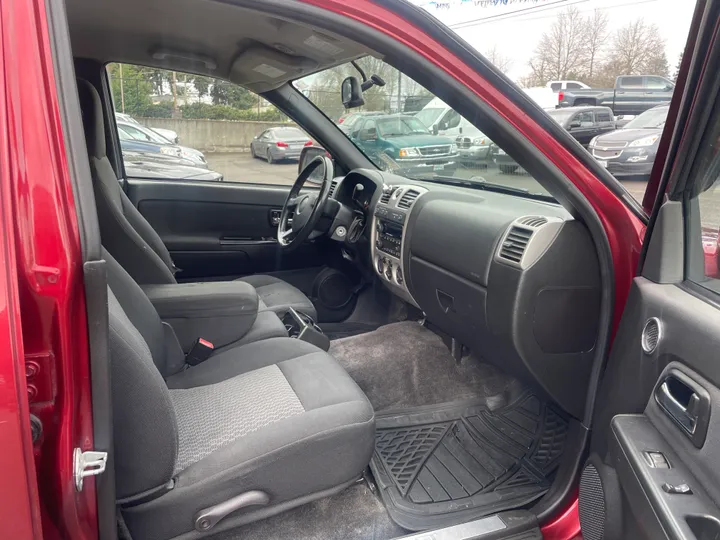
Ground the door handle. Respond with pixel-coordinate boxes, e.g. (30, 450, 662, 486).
(654, 370, 711, 448)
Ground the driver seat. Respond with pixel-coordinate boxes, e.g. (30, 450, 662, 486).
(77, 79, 316, 319)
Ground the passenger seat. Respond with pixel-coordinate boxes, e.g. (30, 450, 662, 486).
(104, 247, 375, 539)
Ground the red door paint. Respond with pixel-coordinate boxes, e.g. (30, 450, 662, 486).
(0, 0, 97, 538)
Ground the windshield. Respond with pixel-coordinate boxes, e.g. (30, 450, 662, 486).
(624, 107, 669, 129)
(376, 117, 429, 137)
(415, 108, 445, 128)
(294, 57, 554, 201)
(547, 109, 576, 125)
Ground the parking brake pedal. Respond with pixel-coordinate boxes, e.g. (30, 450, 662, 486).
(194, 490, 270, 532)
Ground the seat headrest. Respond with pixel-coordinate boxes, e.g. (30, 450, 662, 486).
(76, 79, 106, 158)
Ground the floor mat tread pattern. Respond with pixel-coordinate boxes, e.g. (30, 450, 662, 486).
(369, 392, 568, 531)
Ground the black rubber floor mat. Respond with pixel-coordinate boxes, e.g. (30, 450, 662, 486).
(369, 392, 568, 531)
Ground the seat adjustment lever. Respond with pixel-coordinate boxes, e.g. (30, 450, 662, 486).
(194, 490, 270, 532)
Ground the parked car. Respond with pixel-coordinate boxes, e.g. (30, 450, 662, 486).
(546, 106, 617, 146)
(558, 75, 674, 115)
(348, 114, 458, 174)
(115, 112, 180, 144)
(547, 80, 591, 92)
(587, 104, 669, 181)
(116, 122, 183, 159)
(116, 120, 207, 167)
(250, 127, 313, 163)
(453, 118, 494, 168)
(122, 151, 222, 181)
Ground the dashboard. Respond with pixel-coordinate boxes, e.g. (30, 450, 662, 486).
(330, 169, 602, 420)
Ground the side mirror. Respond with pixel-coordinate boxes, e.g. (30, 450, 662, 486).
(432, 124, 439, 136)
(569, 121, 581, 129)
(438, 121, 449, 131)
(341, 77, 365, 109)
(298, 146, 329, 177)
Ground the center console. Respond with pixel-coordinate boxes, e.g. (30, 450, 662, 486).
(371, 185, 427, 307)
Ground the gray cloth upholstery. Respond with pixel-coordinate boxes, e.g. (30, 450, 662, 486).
(108, 289, 178, 499)
(100, 241, 374, 539)
(171, 364, 305, 473)
(78, 78, 318, 318)
(238, 274, 317, 319)
(143, 282, 260, 351)
(124, 349, 374, 540)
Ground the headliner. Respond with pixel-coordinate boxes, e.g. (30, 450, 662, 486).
(66, 0, 371, 92)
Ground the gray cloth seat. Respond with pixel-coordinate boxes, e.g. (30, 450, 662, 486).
(77, 79, 317, 320)
(105, 248, 374, 539)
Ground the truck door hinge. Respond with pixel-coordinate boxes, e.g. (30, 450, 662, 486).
(73, 448, 108, 491)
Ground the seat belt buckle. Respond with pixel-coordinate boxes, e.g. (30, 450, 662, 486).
(186, 338, 214, 366)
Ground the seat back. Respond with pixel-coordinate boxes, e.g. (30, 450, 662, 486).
(77, 79, 177, 285)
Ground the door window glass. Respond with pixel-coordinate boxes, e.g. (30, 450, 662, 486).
(646, 76, 672, 90)
(573, 111, 593, 125)
(106, 63, 302, 185)
(595, 111, 613, 122)
(618, 76, 643, 89)
(566, 82, 583, 90)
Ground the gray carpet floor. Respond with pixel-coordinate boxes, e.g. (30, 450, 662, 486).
(213, 322, 518, 540)
(330, 321, 516, 411)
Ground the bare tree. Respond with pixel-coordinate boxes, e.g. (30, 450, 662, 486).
(607, 19, 667, 75)
(484, 45, 513, 73)
(583, 10, 609, 83)
(528, 7, 588, 84)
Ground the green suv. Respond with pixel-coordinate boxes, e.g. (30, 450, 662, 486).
(348, 114, 458, 174)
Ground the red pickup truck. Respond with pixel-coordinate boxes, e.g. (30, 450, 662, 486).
(2, 1, 720, 540)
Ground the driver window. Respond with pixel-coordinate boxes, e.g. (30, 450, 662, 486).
(105, 63, 312, 186)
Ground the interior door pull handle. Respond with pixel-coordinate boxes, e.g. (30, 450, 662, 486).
(654, 370, 711, 448)
(657, 381, 698, 434)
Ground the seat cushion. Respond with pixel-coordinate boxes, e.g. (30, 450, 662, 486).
(237, 274, 317, 320)
(124, 340, 375, 540)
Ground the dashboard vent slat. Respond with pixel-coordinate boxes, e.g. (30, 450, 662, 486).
(499, 226, 534, 264)
(328, 180, 338, 197)
(518, 216, 548, 228)
(380, 191, 392, 204)
(398, 189, 420, 209)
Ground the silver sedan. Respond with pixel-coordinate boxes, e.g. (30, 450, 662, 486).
(250, 127, 312, 164)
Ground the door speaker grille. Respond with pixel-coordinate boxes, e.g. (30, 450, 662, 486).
(579, 464, 605, 540)
(641, 317, 662, 354)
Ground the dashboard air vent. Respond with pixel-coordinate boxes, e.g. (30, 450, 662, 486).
(328, 180, 338, 197)
(518, 216, 548, 228)
(499, 226, 533, 263)
(380, 190, 392, 204)
(398, 189, 420, 209)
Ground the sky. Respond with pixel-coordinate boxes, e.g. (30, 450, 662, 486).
(409, 0, 697, 82)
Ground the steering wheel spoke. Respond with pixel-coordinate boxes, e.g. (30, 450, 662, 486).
(277, 155, 334, 250)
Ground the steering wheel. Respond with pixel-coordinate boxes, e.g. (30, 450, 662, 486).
(277, 155, 334, 250)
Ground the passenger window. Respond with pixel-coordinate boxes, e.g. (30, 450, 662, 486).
(619, 76, 643, 89)
(645, 76, 670, 90)
(105, 63, 306, 185)
(574, 112, 593, 125)
(550, 83, 562, 92)
(685, 111, 720, 288)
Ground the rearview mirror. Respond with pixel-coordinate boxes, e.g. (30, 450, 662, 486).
(341, 77, 365, 109)
(298, 146, 328, 178)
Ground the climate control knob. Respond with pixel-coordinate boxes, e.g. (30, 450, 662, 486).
(376, 221, 384, 234)
(396, 268, 404, 285)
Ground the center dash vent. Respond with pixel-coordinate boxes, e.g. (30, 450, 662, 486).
(499, 226, 534, 264)
(518, 216, 548, 228)
(328, 180, 338, 197)
(380, 190, 392, 204)
(397, 189, 420, 209)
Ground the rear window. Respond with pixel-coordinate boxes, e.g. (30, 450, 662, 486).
(549, 82, 562, 92)
(618, 76, 643, 89)
(274, 128, 306, 139)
